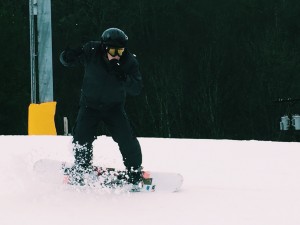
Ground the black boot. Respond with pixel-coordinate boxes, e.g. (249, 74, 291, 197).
(67, 164, 87, 185)
(65, 142, 94, 185)
(65, 163, 97, 186)
(126, 166, 143, 185)
(73, 142, 93, 167)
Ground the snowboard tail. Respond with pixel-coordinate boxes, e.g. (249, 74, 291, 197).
(34, 159, 183, 193)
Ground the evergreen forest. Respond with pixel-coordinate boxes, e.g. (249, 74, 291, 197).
(1, 0, 300, 140)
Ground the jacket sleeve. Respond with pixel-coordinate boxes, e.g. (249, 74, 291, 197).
(122, 53, 143, 96)
(59, 47, 84, 67)
(59, 42, 100, 67)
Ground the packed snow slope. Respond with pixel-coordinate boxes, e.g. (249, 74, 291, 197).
(1, 136, 300, 225)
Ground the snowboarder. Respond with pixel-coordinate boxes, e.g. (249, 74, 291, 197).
(59, 28, 143, 185)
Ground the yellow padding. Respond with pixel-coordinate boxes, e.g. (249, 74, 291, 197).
(28, 102, 57, 135)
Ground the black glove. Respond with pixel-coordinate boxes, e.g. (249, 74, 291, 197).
(109, 59, 127, 81)
(63, 46, 83, 63)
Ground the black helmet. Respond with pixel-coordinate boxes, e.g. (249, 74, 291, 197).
(100, 28, 128, 48)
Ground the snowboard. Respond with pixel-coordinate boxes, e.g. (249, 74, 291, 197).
(33, 159, 183, 193)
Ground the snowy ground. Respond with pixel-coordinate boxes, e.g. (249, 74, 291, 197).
(1, 136, 300, 225)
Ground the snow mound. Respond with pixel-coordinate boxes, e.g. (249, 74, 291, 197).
(1, 136, 300, 225)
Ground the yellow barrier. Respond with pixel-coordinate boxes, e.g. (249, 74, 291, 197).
(28, 101, 57, 135)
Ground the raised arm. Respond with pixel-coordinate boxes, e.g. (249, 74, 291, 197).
(59, 46, 84, 67)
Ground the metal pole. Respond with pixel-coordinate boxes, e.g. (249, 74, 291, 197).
(29, 0, 37, 103)
(37, 0, 54, 103)
(28, 0, 57, 135)
(63, 117, 69, 135)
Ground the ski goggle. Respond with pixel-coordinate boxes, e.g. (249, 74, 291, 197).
(107, 47, 125, 57)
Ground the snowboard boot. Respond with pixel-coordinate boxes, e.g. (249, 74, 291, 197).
(65, 163, 96, 186)
(116, 166, 143, 186)
(66, 142, 95, 185)
(127, 167, 143, 185)
(73, 142, 93, 167)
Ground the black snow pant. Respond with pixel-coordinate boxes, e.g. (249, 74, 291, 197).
(72, 105, 142, 170)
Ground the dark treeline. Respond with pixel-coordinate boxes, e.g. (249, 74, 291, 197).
(1, 0, 300, 140)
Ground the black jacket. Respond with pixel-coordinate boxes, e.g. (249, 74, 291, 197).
(60, 41, 143, 110)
